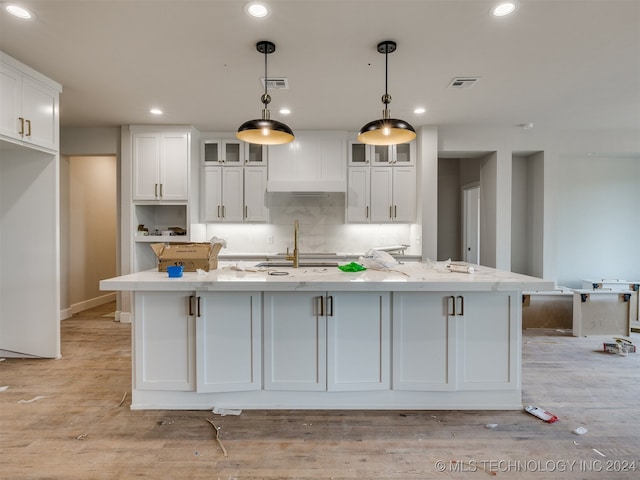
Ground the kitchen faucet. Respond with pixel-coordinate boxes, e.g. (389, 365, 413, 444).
(285, 219, 299, 268)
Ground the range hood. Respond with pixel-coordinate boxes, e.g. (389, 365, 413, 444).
(266, 179, 346, 193)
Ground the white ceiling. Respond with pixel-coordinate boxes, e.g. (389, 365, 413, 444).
(1, 0, 639, 134)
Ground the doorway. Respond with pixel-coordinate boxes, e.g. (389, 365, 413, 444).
(462, 183, 480, 264)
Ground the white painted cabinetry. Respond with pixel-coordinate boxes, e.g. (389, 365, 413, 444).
(134, 292, 195, 391)
(263, 291, 390, 392)
(1, 52, 60, 151)
(347, 139, 416, 223)
(196, 292, 262, 393)
(268, 131, 347, 192)
(132, 130, 190, 201)
(201, 137, 268, 223)
(393, 292, 518, 391)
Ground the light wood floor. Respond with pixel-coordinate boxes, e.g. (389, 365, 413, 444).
(1, 302, 639, 479)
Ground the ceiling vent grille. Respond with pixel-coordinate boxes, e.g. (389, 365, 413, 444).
(449, 77, 480, 89)
(261, 77, 289, 90)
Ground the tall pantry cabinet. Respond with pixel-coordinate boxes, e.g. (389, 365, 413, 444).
(0, 52, 62, 358)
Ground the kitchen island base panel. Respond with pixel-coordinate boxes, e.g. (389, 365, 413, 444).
(130, 389, 523, 411)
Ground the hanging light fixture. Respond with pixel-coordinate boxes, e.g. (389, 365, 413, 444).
(357, 40, 416, 146)
(237, 40, 294, 145)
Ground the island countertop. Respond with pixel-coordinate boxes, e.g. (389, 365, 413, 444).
(100, 261, 554, 293)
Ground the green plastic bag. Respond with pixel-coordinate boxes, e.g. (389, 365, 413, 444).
(338, 262, 366, 272)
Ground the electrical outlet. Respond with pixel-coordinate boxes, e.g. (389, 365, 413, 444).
(267, 236, 273, 244)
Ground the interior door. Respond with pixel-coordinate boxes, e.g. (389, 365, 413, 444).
(463, 184, 480, 264)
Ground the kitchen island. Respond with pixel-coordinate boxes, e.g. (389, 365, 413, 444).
(100, 262, 553, 411)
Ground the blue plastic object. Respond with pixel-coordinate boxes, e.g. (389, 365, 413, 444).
(167, 265, 184, 278)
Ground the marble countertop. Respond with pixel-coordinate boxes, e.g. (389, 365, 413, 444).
(100, 261, 554, 293)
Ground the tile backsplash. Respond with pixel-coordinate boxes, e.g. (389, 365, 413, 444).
(193, 193, 421, 256)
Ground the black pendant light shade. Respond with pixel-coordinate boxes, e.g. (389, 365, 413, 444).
(237, 41, 294, 145)
(357, 41, 416, 146)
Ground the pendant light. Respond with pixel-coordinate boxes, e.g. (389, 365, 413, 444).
(237, 40, 294, 145)
(357, 40, 416, 146)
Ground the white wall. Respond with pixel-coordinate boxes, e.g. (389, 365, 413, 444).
(68, 156, 117, 311)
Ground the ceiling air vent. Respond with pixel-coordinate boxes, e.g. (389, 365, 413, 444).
(449, 77, 480, 89)
(261, 77, 289, 90)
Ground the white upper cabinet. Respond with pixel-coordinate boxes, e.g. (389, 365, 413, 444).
(268, 131, 347, 192)
(372, 141, 415, 166)
(202, 138, 266, 166)
(346, 167, 371, 223)
(244, 167, 268, 222)
(132, 130, 190, 201)
(1, 53, 61, 152)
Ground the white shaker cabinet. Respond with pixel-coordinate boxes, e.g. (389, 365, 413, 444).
(133, 292, 195, 391)
(370, 166, 416, 222)
(132, 130, 190, 201)
(201, 166, 267, 223)
(202, 139, 266, 166)
(196, 292, 262, 393)
(1, 53, 60, 151)
(393, 292, 518, 392)
(201, 166, 244, 222)
(263, 291, 390, 392)
(346, 167, 371, 222)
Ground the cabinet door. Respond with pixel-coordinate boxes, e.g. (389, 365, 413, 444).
(245, 143, 267, 165)
(372, 145, 392, 165)
(392, 167, 416, 222)
(348, 141, 370, 166)
(370, 167, 393, 222)
(393, 141, 415, 165)
(196, 292, 261, 392)
(393, 293, 456, 391)
(202, 140, 221, 164)
(134, 292, 195, 391)
(21, 75, 58, 150)
(346, 167, 370, 223)
(201, 166, 222, 222)
(456, 292, 517, 390)
(244, 167, 268, 222)
(221, 167, 245, 222)
(221, 140, 242, 165)
(132, 133, 161, 200)
(0, 63, 21, 141)
(327, 292, 390, 391)
(264, 292, 327, 391)
(159, 132, 189, 200)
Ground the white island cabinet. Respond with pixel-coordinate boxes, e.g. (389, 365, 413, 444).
(100, 262, 553, 410)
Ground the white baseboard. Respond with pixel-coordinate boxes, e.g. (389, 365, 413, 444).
(60, 293, 117, 320)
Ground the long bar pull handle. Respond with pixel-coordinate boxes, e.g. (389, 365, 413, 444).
(366, 206, 369, 219)
(188, 295, 194, 316)
(317, 296, 324, 317)
(222, 205, 226, 218)
(245, 205, 248, 218)
(25, 119, 31, 137)
(217, 205, 221, 218)
(154, 184, 158, 197)
(196, 296, 202, 317)
(394, 205, 397, 218)
(327, 296, 334, 317)
(389, 205, 393, 219)
(159, 183, 163, 197)
(447, 295, 456, 316)
(18, 117, 25, 135)
(456, 295, 464, 316)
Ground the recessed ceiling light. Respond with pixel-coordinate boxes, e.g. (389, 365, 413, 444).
(149, 108, 163, 115)
(244, 2, 270, 18)
(493, 2, 516, 17)
(279, 108, 291, 115)
(5, 4, 34, 19)
(414, 107, 426, 114)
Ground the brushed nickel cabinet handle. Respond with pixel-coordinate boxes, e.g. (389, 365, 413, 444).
(154, 184, 158, 197)
(366, 206, 369, 219)
(217, 205, 221, 218)
(389, 205, 393, 219)
(159, 183, 163, 197)
(25, 119, 31, 137)
(245, 205, 248, 218)
(394, 205, 397, 218)
(18, 117, 24, 136)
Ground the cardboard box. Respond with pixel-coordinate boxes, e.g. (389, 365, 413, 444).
(150, 242, 222, 272)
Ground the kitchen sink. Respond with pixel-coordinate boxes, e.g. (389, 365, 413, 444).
(254, 261, 339, 268)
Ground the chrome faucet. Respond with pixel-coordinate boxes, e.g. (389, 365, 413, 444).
(285, 219, 300, 268)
